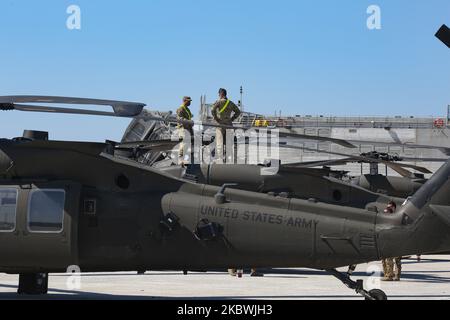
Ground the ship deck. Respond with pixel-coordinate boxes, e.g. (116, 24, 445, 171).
(0, 255, 449, 300)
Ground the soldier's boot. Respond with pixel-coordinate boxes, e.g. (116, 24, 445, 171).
(393, 269, 401, 281)
(228, 268, 237, 277)
(250, 268, 264, 277)
(381, 260, 389, 281)
(382, 258, 394, 281)
(394, 258, 402, 281)
(381, 259, 387, 273)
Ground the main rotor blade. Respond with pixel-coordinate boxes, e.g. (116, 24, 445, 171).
(278, 131, 356, 148)
(401, 156, 448, 162)
(383, 162, 415, 178)
(116, 140, 180, 152)
(284, 155, 412, 176)
(345, 139, 450, 156)
(148, 118, 358, 149)
(287, 156, 445, 169)
(10, 104, 120, 117)
(279, 144, 432, 177)
(0, 96, 145, 117)
(284, 158, 355, 168)
(286, 155, 413, 177)
(390, 162, 432, 174)
(117, 139, 179, 149)
(153, 117, 357, 148)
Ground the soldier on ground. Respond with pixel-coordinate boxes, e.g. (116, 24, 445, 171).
(381, 201, 402, 281)
(228, 268, 264, 277)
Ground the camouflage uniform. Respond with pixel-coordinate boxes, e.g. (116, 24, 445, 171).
(393, 257, 402, 280)
(381, 202, 402, 281)
(228, 268, 263, 277)
(382, 258, 394, 280)
(211, 98, 241, 163)
(176, 99, 194, 164)
(382, 257, 402, 281)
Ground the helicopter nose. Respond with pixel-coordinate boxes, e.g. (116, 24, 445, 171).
(0, 148, 12, 174)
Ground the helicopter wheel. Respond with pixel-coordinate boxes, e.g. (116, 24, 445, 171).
(326, 269, 389, 301)
(365, 289, 388, 301)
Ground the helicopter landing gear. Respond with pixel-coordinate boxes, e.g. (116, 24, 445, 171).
(17, 273, 48, 295)
(326, 269, 387, 300)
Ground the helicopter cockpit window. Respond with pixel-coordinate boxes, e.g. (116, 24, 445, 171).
(27, 189, 65, 233)
(0, 188, 17, 232)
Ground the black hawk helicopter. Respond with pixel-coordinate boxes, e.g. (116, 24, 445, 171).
(0, 24, 447, 300)
(0, 95, 450, 301)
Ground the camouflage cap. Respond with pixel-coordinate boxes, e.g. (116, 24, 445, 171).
(183, 96, 192, 102)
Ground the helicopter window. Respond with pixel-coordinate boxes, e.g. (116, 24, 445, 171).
(0, 188, 17, 232)
(27, 189, 65, 233)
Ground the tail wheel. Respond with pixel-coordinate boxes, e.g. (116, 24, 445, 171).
(366, 289, 388, 300)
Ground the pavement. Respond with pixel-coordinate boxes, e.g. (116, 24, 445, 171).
(0, 255, 449, 300)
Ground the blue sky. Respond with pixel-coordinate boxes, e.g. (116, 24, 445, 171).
(0, 0, 449, 141)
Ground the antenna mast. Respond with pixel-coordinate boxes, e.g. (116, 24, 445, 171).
(240, 86, 243, 113)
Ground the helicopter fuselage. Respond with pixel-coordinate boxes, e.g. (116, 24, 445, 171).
(0, 139, 449, 276)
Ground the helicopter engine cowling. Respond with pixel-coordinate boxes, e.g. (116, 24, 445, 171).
(355, 174, 424, 198)
(161, 182, 380, 268)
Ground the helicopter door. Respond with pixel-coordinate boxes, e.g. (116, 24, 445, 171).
(16, 182, 80, 270)
(0, 187, 20, 267)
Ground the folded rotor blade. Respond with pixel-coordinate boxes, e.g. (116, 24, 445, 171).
(279, 144, 433, 177)
(284, 158, 354, 168)
(392, 163, 432, 174)
(401, 156, 448, 162)
(11, 104, 119, 117)
(383, 162, 414, 178)
(159, 118, 357, 148)
(0, 95, 145, 117)
(278, 132, 356, 148)
(116, 139, 180, 151)
(345, 139, 450, 156)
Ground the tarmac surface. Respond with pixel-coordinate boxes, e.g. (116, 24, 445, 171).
(0, 255, 449, 300)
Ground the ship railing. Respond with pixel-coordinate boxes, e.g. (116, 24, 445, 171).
(234, 114, 444, 129)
